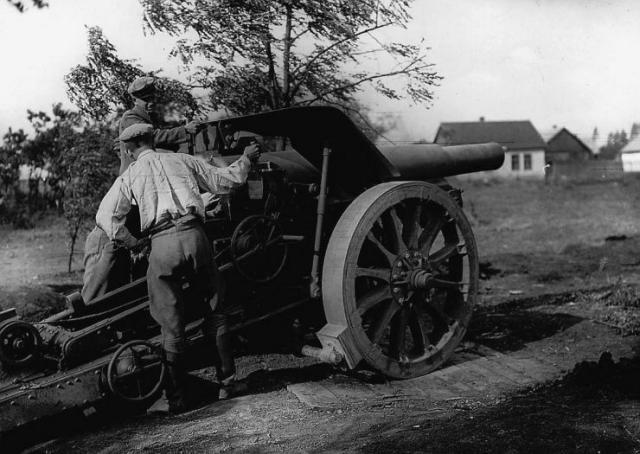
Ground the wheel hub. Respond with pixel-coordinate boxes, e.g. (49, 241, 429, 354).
(0, 320, 42, 368)
(390, 250, 432, 304)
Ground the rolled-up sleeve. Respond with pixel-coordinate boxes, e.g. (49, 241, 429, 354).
(190, 155, 251, 193)
(96, 176, 137, 248)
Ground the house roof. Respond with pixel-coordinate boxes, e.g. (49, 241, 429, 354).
(434, 120, 546, 150)
(621, 136, 640, 154)
(546, 127, 593, 154)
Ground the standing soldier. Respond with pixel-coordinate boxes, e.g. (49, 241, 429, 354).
(118, 76, 203, 171)
(96, 123, 260, 413)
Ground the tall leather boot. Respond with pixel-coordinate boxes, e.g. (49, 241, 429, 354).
(202, 315, 243, 400)
(147, 351, 188, 415)
(214, 331, 248, 400)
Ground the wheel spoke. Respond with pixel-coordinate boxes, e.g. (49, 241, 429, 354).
(389, 307, 409, 359)
(424, 302, 452, 330)
(113, 361, 162, 381)
(408, 308, 427, 354)
(357, 286, 392, 315)
(429, 243, 465, 268)
(356, 267, 391, 282)
(366, 231, 396, 265)
(370, 300, 401, 343)
(386, 207, 408, 253)
(404, 202, 423, 250)
(429, 277, 467, 290)
(418, 215, 445, 253)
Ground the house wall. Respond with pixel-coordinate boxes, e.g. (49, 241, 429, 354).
(622, 152, 640, 172)
(457, 149, 545, 180)
(546, 130, 591, 162)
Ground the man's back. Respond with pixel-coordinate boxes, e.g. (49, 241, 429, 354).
(113, 149, 250, 234)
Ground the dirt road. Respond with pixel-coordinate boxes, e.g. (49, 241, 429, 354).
(32, 292, 640, 453)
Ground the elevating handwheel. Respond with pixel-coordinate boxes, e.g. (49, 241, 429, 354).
(230, 214, 288, 283)
(322, 181, 478, 379)
(107, 340, 166, 402)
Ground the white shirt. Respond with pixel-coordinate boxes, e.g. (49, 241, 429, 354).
(96, 149, 250, 246)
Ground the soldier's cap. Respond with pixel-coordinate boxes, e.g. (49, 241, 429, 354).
(119, 123, 154, 142)
(127, 76, 156, 100)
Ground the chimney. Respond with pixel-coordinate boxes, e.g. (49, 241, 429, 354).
(479, 116, 485, 122)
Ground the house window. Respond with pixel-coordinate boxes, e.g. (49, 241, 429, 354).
(511, 154, 520, 171)
(524, 153, 532, 170)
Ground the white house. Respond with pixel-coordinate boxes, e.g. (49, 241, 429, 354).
(434, 119, 547, 179)
(621, 137, 640, 172)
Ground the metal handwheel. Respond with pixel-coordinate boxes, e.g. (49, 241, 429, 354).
(106, 340, 166, 402)
(230, 214, 289, 283)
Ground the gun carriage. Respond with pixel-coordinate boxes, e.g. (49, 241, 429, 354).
(0, 106, 504, 435)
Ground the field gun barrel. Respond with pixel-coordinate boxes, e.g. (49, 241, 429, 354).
(379, 142, 505, 180)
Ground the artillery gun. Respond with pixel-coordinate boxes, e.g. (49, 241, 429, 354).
(0, 106, 503, 437)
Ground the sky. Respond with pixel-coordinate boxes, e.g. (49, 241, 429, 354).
(0, 0, 638, 145)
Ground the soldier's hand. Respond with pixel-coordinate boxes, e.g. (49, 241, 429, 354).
(185, 120, 203, 135)
(130, 237, 150, 254)
(243, 142, 261, 163)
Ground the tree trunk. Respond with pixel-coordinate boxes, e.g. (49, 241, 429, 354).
(67, 220, 81, 273)
(282, 4, 293, 105)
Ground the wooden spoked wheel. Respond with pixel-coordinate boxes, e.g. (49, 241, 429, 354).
(322, 182, 478, 379)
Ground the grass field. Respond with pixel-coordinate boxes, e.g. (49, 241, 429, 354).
(456, 177, 640, 255)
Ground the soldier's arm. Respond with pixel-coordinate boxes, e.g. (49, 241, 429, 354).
(95, 175, 138, 249)
(189, 154, 252, 194)
(153, 126, 188, 149)
(120, 110, 188, 150)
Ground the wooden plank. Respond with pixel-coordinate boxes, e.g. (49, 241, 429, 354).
(476, 355, 536, 386)
(287, 382, 340, 408)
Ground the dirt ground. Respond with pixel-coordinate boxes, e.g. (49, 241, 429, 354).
(3, 179, 640, 453)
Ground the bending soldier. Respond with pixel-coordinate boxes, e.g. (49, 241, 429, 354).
(96, 123, 260, 413)
(81, 140, 146, 302)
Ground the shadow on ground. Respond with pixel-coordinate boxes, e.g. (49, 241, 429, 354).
(316, 353, 640, 454)
(468, 293, 584, 352)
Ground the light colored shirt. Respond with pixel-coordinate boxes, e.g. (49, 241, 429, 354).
(96, 148, 250, 246)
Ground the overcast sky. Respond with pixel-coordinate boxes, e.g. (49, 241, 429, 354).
(0, 0, 638, 144)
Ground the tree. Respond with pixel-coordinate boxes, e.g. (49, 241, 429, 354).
(599, 130, 628, 160)
(140, 0, 440, 119)
(59, 124, 118, 272)
(18, 105, 79, 210)
(0, 104, 118, 269)
(66, 2, 439, 138)
(630, 123, 640, 142)
(65, 27, 198, 122)
(5, 0, 47, 12)
(0, 128, 25, 198)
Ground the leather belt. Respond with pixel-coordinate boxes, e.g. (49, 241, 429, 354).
(146, 213, 201, 238)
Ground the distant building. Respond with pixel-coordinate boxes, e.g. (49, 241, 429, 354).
(434, 119, 546, 179)
(620, 137, 640, 172)
(545, 127, 593, 163)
